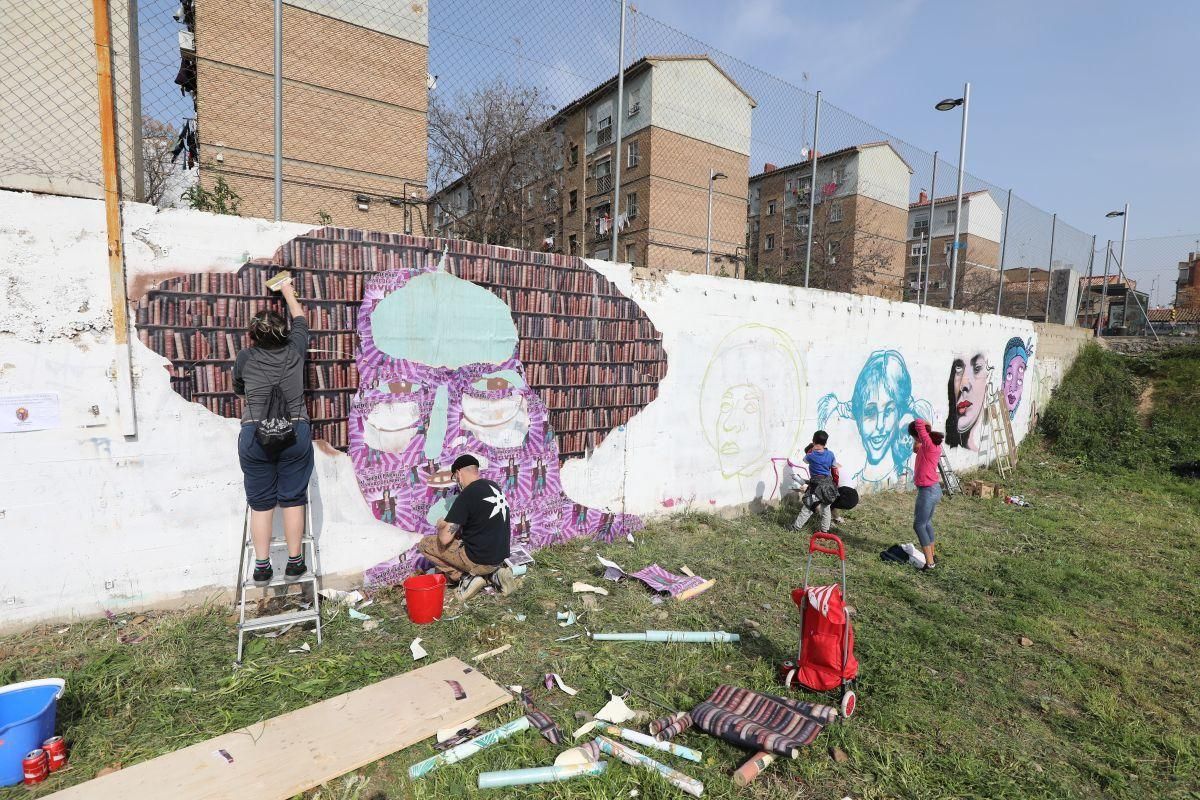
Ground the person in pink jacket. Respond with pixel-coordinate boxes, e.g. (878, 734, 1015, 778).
(908, 419, 945, 571)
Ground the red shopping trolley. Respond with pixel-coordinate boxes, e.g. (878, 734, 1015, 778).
(779, 532, 859, 718)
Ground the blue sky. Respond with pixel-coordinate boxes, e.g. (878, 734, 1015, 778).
(631, 0, 1199, 240)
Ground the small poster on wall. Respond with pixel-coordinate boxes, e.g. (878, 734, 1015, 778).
(0, 393, 61, 433)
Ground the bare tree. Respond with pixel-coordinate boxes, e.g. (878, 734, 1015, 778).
(429, 80, 559, 246)
(141, 116, 178, 206)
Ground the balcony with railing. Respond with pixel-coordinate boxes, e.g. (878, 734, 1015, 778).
(596, 125, 612, 146)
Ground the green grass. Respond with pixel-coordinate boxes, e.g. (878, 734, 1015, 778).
(3, 437, 1198, 799)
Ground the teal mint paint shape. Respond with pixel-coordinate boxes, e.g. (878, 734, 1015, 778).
(426, 496, 452, 526)
(370, 271, 518, 367)
(425, 383, 450, 460)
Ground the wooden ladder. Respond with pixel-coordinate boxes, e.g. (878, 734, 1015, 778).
(984, 381, 1017, 478)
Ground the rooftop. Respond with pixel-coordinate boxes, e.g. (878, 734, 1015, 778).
(748, 141, 914, 182)
(909, 190, 991, 210)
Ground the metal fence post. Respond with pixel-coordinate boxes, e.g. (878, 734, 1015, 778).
(1074, 234, 1095, 328)
(803, 90, 821, 287)
(920, 152, 937, 306)
(995, 188, 1012, 315)
(609, 0, 626, 262)
(273, 0, 283, 221)
(1043, 212, 1056, 321)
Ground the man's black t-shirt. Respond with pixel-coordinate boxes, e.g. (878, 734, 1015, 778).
(445, 478, 511, 566)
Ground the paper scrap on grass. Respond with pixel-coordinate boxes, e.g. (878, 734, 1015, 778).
(572, 581, 609, 596)
(572, 719, 600, 740)
(361, 619, 380, 632)
(555, 633, 582, 642)
(597, 555, 627, 581)
(505, 545, 535, 567)
(288, 642, 311, 654)
(473, 643, 511, 662)
(348, 607, 372, 621)
(410, 638, 427, 660)
(557, 610, 577, 627)
(545, 672, 579, 696)
(631, 564, 710, 598)
(596, 692, 639, 725)
(319, 588, 365, 606)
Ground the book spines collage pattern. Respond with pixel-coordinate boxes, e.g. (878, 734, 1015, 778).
(133, 228, 668, 459)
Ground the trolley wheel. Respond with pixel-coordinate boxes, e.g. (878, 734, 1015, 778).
(839, 689, 857, 719)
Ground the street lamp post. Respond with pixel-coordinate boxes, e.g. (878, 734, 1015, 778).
(705, 169, 727, 276)
(1101, 205, 1129, 337)
(935, 83, 969, 310)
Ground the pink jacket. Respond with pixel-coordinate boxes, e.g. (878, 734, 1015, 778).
(913, 420, 941, 488)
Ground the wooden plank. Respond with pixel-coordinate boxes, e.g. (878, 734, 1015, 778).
(47, 658, 511, 800)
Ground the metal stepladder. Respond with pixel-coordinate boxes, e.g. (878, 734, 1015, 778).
(983, 381, 1017, 479)
(234, 503, 323, 663)
(938, 453, 963, 496)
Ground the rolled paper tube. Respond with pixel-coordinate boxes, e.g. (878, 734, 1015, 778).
(732, 751, 776, 788)
(652, 712, 694, 742)
(591, 630, 739, 643)
(511, 564, 528, 576)
(600, 724, 702, 762)
(477, 760, 608, 789)
(595, 736, 705, 798)
(648, 711, 691, 738)
(408, 716, 531, 779)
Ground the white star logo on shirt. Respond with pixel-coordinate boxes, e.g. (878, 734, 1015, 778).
(484, 485, 509, 521)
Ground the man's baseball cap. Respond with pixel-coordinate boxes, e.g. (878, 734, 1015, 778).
(450, 454, 480, 475)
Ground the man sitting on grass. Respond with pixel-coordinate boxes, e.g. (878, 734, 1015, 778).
(419, 454, 517, 601)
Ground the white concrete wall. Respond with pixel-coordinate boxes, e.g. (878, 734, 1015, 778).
(911, 193, 1003, 244)
(648, 60, 753, 156)
(0, 190, 1084, 630)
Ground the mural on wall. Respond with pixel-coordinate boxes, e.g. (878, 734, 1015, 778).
(1002, 337, 1032, 420)
(351, 255, 643, 585)
(699, 324, 805, 497)
(1027, 357, 1062, 430)
(131, 229, 668, 586)
(946, 351, 990, 450)
(817, 350, 932, 491)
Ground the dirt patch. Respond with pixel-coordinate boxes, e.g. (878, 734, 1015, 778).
(1136, 382, 1155, 428)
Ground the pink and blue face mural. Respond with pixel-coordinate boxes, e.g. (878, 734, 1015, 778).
(946, 352, 989, 450)
(1002, 337, 1031, 419)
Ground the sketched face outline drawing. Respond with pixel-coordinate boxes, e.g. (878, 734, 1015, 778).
(349, 261, 639, 566)
(1002, 337, 1031, 418)
(947, 352, 988, 447)
(700, 324, 804, 479)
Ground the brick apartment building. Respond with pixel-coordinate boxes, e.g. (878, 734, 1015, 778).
(747, 142, 913, 299)
(431, 55, 755, 273)
(192, 0, 429, 229)
(1176, 251, 1200, 309)
(905, 190, 1003, 308)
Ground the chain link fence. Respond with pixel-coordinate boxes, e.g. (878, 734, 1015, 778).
(5, 0, 1172, 326)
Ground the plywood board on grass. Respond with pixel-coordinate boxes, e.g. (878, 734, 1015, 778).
(46, 657, 511, 800)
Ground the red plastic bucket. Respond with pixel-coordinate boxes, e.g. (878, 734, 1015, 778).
(404, 573, 447, 624)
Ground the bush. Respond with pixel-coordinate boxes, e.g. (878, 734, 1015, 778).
(1040, 344, 1142, 469)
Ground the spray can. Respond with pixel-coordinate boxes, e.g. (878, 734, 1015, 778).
(22, 749, 49, 785)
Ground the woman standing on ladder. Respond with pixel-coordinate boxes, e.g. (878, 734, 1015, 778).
(233, 274, 313, 586)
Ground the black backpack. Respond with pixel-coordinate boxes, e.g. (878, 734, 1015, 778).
(253, 352, 296, 456)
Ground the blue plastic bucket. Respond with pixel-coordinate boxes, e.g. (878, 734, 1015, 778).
(0, 679, 66, 787)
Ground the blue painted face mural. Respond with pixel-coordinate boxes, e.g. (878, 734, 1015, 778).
(817, 350, 931, 490)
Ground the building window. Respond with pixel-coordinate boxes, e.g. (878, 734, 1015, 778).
(765, 233, 775, 251)
(625, 243, 638, 266)
(799, 179, 811, 196)
(569, 234, 578, 255)
(767, 201, 776, 216)
(912, 215, 929, 237)
(626, 191, 638, 219)
(627, 140, 640, 168)
(570, 143, 578, 166)
(569, 189, 578, 212)
(946, 208, 957, 224)
(830, 201, 843, 223)
(595, 159, 611, 178)
(910, 242, 928, 257)
(830, 167, 843, 185)
(785, 178, 793, 193)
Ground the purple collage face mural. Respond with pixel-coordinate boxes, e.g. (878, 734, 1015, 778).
(352, 258, 640, 586)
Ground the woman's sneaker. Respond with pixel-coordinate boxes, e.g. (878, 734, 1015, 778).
(252, 564, 273, 586)
(284, 559, 308, 581)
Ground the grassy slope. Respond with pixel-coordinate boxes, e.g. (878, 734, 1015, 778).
(2, 436, 1198, 800)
